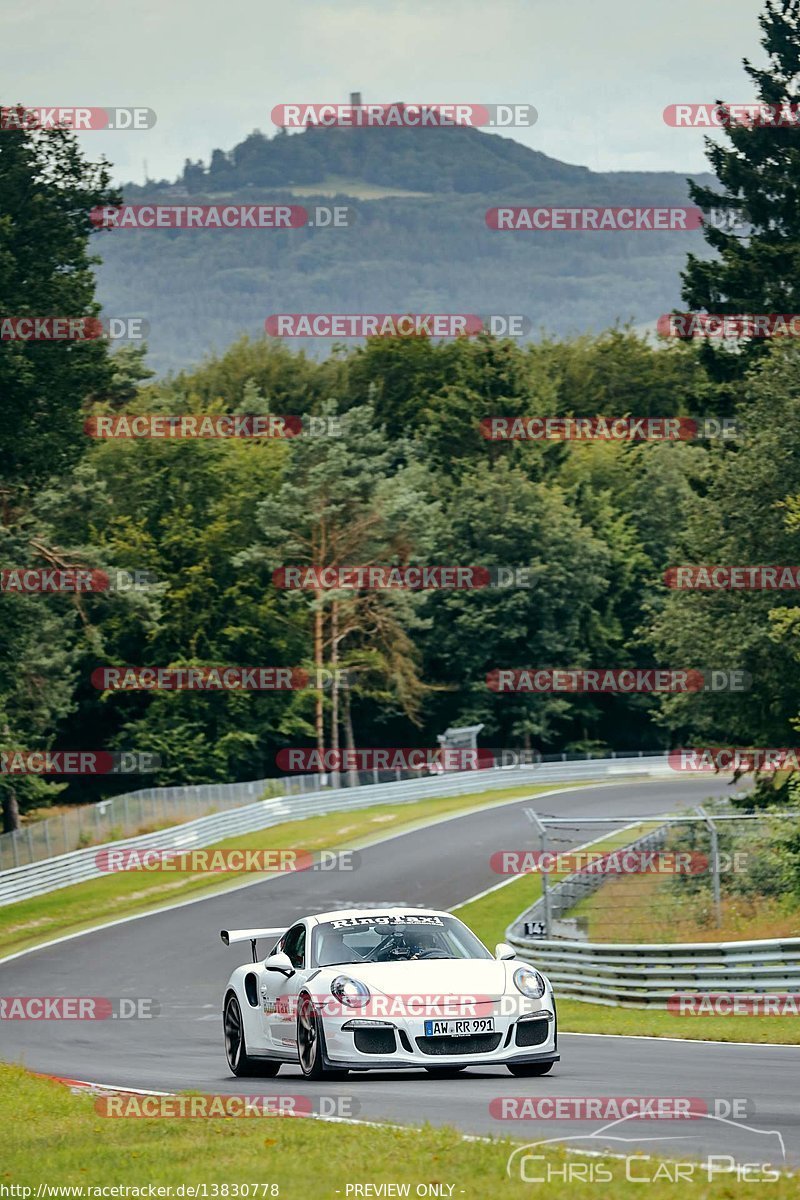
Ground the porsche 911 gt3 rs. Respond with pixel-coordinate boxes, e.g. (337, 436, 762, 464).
(220, 906, 558, 1079)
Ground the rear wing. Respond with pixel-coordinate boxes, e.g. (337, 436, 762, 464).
(220, 927, 285, 962)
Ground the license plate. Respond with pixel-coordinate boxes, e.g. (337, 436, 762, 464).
(424, 1018, 495, 1037)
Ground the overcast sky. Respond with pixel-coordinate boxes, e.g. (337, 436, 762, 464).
(2, 0, 769, 185)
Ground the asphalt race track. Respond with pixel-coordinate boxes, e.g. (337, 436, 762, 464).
(2, 777, 798, 1169)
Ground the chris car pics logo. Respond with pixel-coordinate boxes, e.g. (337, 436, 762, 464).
(506, 1112, 786, 1184)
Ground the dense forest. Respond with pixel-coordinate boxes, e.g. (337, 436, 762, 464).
(2, 0, 800, 829)
(99, 123, 717, 373)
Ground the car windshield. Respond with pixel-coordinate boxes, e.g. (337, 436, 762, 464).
(311, 914, 493, 967)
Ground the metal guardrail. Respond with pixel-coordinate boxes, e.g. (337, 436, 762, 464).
(0, 773, 328, 871)
(0, 753, 672, 907)
(0, 748, 669, 870)
(508, 933, 800, 1007)
(507, 820, 800, 1005)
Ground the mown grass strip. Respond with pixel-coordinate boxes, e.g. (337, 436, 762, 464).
(0, 781, 588, 959)
(454, 824, 800, 1044)
(2, 1065, 796, 1196)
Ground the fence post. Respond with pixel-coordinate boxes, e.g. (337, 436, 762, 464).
(525, 809, 551, 938)
(697, 806, 722, 927)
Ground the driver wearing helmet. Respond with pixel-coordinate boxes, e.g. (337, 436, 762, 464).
(384, 928, 441, 960)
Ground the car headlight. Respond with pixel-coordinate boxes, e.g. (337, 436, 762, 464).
(513, 966, 546, 999)
(331, 976, 370, 1008)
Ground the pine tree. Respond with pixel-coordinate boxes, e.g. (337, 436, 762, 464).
(681, 0, 800, 377)
(0, 111, 120, 487)
(0, 113, 120, 829)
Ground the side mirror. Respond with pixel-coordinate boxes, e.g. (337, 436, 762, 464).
(495, 942, 516, 960)
(264, 950, 295, 977)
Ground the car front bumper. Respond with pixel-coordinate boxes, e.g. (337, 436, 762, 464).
(320, 1001, 558, 1070)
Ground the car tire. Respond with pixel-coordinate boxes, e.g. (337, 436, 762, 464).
(297, 991, 331, 1080)
(224, 992, 281, 1078)
(507, 1060, 555, 1077)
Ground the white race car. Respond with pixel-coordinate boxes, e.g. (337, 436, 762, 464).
(220, 906, 558, 1079)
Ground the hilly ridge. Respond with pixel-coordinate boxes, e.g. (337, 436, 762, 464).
(96, 123, 718, 373)
(124, 123, 600, 197)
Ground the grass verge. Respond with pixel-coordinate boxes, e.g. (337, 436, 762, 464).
(555, 997, 800, 1044)
(573, 870, 800, 943)
(1, 1065, 795, 1197)
(0, 780, 587, 960)
(453, 825, 800, 1045)
(453, 821, 655, 949)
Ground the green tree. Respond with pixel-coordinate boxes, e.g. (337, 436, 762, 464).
(681, 0, 800, 378)
(648, 344, 800, 746)
(421, 458, 613, 751)
(238, 400, 434, 773)
(0, 111, 119, 487)
(0, 114, 120, 828)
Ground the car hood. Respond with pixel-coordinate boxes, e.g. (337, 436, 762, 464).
(319, 957, 510, 1002)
